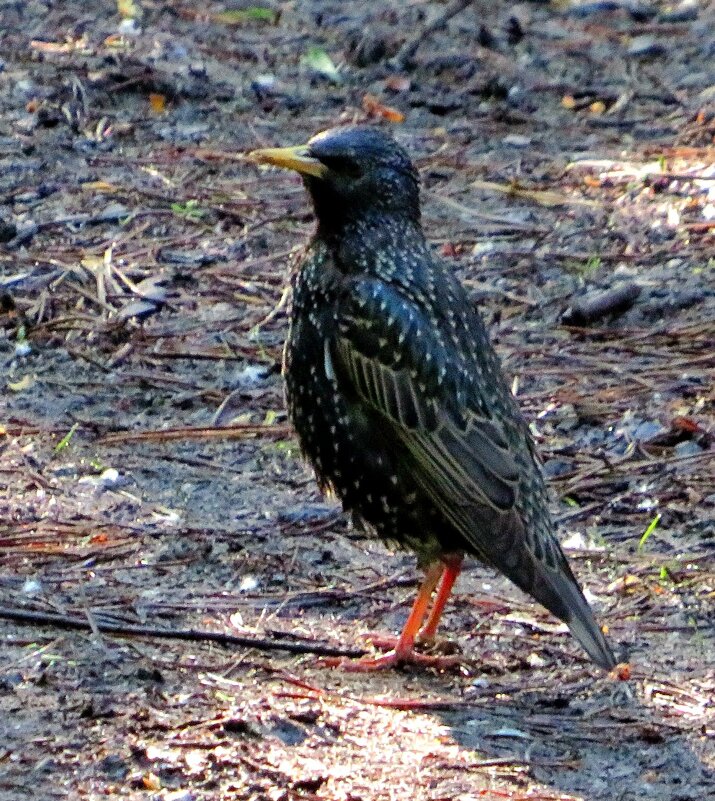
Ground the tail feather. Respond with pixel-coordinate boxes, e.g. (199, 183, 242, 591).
(566, 603, 616, 671)
(537, 565, 616, 670)
(442, 496, 616, 669)
(498, 542, 616, 670)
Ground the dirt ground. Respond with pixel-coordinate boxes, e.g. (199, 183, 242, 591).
(1, 1, 714, 799)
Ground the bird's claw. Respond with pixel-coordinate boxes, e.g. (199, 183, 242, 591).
(318, 632, 463, 671)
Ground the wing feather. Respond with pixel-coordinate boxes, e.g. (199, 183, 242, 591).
(334, 279, 520, 518)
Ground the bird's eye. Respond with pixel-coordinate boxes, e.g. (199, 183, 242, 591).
(316, 154, 362, 178)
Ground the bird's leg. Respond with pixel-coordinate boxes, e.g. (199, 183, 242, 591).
(338, 562, 461, 671)
(417, 555, 463, 643)
(360, 562, 443, 653)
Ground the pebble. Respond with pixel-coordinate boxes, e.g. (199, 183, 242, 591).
(633, 419, 667, 441)
(251, 73, 280, 95)
(659, 5, 698, 23)
(161, 792, 196, 801)
(98, 467, 121, 486)
(566, 2, 621, 18)
(627, 35, 667, 58)
(22, 578, 42, 596)
(238, 575, 259, 592)
(117, 19, 141, 36)
(77, 468, 122, 488)
(673, 440, 702, 457)
(501, 134, 532, 147)
(278, 503, 337, 524)
(232, 364, 270, 389)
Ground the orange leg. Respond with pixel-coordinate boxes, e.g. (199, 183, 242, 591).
(337, 561, 461, 671)
(418, 556, 462, 641)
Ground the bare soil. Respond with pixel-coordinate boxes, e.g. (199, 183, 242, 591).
(1, 2, 714, 799)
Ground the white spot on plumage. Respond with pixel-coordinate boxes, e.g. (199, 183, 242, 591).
(324, 339, 336, 381)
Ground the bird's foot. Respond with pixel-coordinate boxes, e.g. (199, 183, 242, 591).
(361, 631, 459, 655)
(321, 649, 462, 672)
(318, 632, 462, 671)
(338, 648, 462, 672)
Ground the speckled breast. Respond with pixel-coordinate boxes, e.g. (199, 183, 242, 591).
(283, 259, 447, 561)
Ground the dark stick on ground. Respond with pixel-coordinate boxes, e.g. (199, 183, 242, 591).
(392, 0, 474, 68)
(0, 606, 367, 658)
(562, 282, 642, 326)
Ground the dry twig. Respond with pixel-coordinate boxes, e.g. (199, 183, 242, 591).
(0, 606, 366, 659)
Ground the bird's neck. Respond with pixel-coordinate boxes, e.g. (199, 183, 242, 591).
(318, 211, 428, 272)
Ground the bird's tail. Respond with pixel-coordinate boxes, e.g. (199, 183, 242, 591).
(553, 575, 616, 670)
(448, 502, 616, 669)
(516, 555, 616, 671)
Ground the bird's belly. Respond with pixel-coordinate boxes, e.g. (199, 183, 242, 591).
(285, 330, 449, 562)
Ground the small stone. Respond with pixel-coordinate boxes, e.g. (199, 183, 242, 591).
(634, 420, 667, 441)
(163, 792, 196, 801)
(100, 754, 129, 780)
(278, 503, 337, 524)
(627, 35, 666, 58)
(251, 73, 280, 95)
(502, 134, 532, 147)
(659, 4, 698, 23)
(49, 464, 79, 479)
(22, 578, 42, 596)
(98, 467, 121, 486)
(232, 364, 270, 389)
(117, 19, 141, 36)
(673, 440, 702, 457)
(238, 575, 259, 592)
(527, 651, 547, 667)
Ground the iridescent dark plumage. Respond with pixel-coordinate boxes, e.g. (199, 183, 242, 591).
(251, 127, 616, 671)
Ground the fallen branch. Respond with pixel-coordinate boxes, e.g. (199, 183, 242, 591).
(392, 0, 473, 68)
(562, 282, 641, 325)
(99, 423, 292, 445)
(0, 606, 366, 659)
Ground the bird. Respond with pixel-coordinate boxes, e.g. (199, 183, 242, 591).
(249, 126, 616, 672)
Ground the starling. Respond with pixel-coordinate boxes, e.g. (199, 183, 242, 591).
(250, 127, 616, 671)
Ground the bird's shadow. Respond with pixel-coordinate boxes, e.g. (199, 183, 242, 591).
(428, 672, 712, 801)
(273, 545, 712, 800)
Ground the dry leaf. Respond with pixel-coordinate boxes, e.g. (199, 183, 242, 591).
(117, 0, 142, 19)
(607, 574, 642, 595)
(142, 772, 161, 791)
(82, 181, 119, 192)
(8, 374, 36, 392)
(384, 76, 411, 92)
(362, 94, 405, 123)
(149, 93, 166, 114)
(471, 179, 599, 208)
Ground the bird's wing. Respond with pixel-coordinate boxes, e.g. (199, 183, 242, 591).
(333, 278, 617, 670)
(333, 277, 521, 521)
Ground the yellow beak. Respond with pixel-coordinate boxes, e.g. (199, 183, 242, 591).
(248, 145, 328, 179)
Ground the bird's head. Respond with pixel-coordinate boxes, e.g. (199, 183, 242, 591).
(249, 126, 421, 234)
